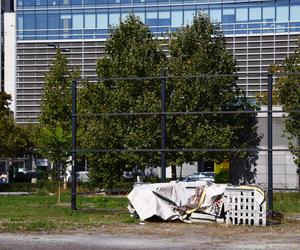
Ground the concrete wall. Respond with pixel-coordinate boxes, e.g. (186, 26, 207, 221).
(4, 12, 16, 114)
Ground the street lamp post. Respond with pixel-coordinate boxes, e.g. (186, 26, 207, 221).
(47, 43, 70, 53)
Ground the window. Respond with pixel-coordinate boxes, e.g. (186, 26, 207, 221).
(210, 9, 221, 23)
(184, 10, 195, 25)
(236, 8, 248, 22)
(135, 12, 145, 23)
(276, 6, 289, 22)
(158, 11, 170, 26)
(73, 14, 83, 29)
(36, 14, 47, 29)
(85, 14, 96, 28)
(146, 11, 158, 26)
(290, 5, 300, 21)
(171, 10, 183, 27)
(249, 7, 261, 21)
(17, 15, 23, 30)
(109, 13, 120, 26)
(222, 8, 235, 23)
(48, 11, 60, 29)
(263, 7, 275, 22)
(23, 14, 35, 29)
(97, 13, 108, 29)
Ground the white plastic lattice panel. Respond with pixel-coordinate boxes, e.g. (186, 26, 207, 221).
(224, 187, 266, 226)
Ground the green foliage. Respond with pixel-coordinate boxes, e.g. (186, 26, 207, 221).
(40, 49, 79, 129)
(0, 92, 33, 158)
(277, 41, 300, 169)
(37, 49, 80, 179)
(167, 13, 260, 183)
(80, 15, 165, 188)
(80, 14, 260, 186)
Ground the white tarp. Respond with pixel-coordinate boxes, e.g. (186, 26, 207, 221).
(128, 182, 265, 222)
(127, 182, 228, 221)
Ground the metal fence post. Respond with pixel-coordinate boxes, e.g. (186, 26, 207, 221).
(160, 74, 167, 182)
(267, 73, 273, 212)
(71, 80, 77, 210)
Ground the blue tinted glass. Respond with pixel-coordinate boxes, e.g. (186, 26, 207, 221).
(249, 7, 261, 21)
(97, 13, 108, 28)
(210, 9, 221, 23)
(158, 11, 170, 26)
(290, 5, 300, 21)
(276, 6, 289, 22)
(48, 0, 60, 6)
(48, 12, 60, 29)
(263, 7, 275, 22)
(184, 10, 195, 25)
(73, 14, 84, 29)
(109, 12, 120, 26)
(23, 0, 35, 6)
(146, 11, 158, 26)
(236, 8, 248, 22)
(85, 13, 96, 28)
(222, 8, 235, 23)
(24, 14, 35, 29)
(96, 0, 107, 4)
(134, 11, 145, 23)
(171, 10, 183, 27)
(36, 0, 48, 5)
(85, 0, 95, 4)
(36, 14, 47, 29)
(71, 0, 82, 4)
(17, 14, 23, 30)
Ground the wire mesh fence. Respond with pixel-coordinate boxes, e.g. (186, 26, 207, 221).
(70, 73, 300, 210)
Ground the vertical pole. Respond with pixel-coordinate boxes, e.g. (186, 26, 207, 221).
(71, 80, 77, 210)
(267, 73, 273, 212)
(160, 74, 167, 182)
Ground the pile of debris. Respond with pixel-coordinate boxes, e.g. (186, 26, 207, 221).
(127, 182, 266, 226)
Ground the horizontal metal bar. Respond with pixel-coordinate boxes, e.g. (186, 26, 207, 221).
(75, 72, 300, 83)
(74, 109, 300, 117)
(80, 74, 238, 82)
(72, 148, 300, 153)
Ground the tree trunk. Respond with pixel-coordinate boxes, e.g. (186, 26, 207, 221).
(171, 165, 177, 180)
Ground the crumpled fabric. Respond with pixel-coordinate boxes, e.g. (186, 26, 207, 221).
(127, 182, 265, 222)
(127, 182, 228, 221)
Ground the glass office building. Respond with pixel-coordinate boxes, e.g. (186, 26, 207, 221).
(10, 0, 300, 123)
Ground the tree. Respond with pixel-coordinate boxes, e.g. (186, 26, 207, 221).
(167, 13, 261, 184)
(38, 49, 79, 180)
(276, 41, 300, 174)
(81, 13, 260, 186)
(0, 91, 32, 158)
(79, 15, 166, 188)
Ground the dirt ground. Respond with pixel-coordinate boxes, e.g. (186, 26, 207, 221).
(0, 219, 300, 250)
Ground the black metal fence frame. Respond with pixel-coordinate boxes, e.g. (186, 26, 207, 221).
(71, 73, 300, 211)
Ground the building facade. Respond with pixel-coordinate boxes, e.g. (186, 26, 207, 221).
(6, 0, 299, 123)
(3, 1, 300, 188)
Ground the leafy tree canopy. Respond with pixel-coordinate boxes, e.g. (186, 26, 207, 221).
(80, 14, 260, 186)
(37, 49, 79, 178)
(167, 14, 260, 184)
(277, 40, 300, 168)
(80, 15, 166, 187)
(0, 92, 33, 158)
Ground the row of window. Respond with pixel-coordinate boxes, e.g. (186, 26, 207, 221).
(18, 0, 300, 8)
(17, 4, 300, 33)
(17, 24, 300, 40)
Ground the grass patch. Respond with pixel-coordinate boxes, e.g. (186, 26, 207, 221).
(0, 193, 138, 233)
(273, 192, 300, 213)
